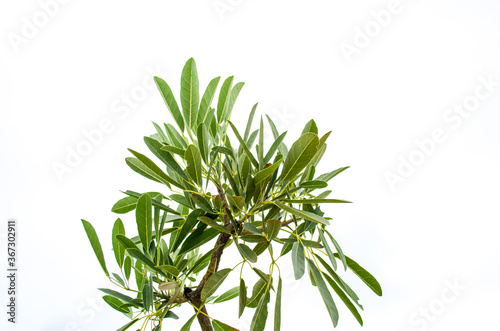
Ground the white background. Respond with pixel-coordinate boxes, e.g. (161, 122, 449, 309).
(1, 0, 500, 330)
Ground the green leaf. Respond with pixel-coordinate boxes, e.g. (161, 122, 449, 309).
(116, 318, 139, 331)
(243, 223, 261, 235)
(291, 241, 305, 280)
(336, 254, 382, 296)
(122, 190, 180, 215)
(152, 121, 169, 143)
(263, 131, 287, 165)
(154, 76, 184, 132)
(254, 159, 282, 187)
(239, 278, 247, 317)
(322, 276, 363, 324)
(164, 123, 187, 148)
(185, 244, 223, 278)
(171, 209, 204, 252)
(158, 265, 180, 277)
(280, 133, 319, 182)
(237, 241, 258, 263)
(316, 166, 350, 182)
(214, 286, 240, 303)
(274, 278, 282, 331)
(266, 219, 281, 240)
(273, 201, 330, 226)
(81, 220, 108, 277)
(198, 76, 221, 126)
(198, 216, 232, 235)
(144, 136, 189, 181)
(228, 121, 259, 168)
(300, 180, 328, 189)
(201, 268, 232, 301)
(180, 58, 200, 131)
(136, 194, 153, 253)
(124, 256, 132, 280)
(185, 144, 203, 187)
(126, 152, 182, 189)
(222, 82, 245, 122)
(247, 278, 267, 308)
(102, 295, 130, 314)
(307, 259, 339, 328)
(324, 229, 347, 270)
(227, 195, 245, 212)
(240, 234, 267, 243)
(142, 281, 153, 311)
(217, 76, 234, 122)
(212, 320, 239, 331)
(258, 116, 264, 169)
(178, 227, 219, 256)
(180, 314, 197, 331)
(318, 229, 337, 270)
(98, 289, 139, 308)
(282, 198, 351, 204)
(244, 103, 258, 140)
(191, 194, 214, 213)
(301, 119, 318, 135)
(314, 254, 363, 309)
(265, 115, 288, 158)
(125, 248, 166, 276)
(112, 218, 126, 268)
(160, 144, 186, 158)
(197, 123, 210, 164)
(111, 196, 137, 214)
(250, 287, 270, 331)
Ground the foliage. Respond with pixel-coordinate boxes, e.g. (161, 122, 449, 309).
(82, 58, 382, 331)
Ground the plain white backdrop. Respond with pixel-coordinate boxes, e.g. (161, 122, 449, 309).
(1, 0, 499, 330)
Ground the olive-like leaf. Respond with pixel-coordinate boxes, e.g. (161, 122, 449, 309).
(201, 268, 232, 301)
(280, 133, 319, 182)
(81, 220, 108, 277)
(112, 218, 125, 268)
(180, 58, 199, 131)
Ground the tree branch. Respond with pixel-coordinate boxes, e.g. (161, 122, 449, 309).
(184, 183, 238, 331)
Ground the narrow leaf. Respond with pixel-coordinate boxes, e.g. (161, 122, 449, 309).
(291, 241, 305, 280)
(201, 268, 232, 301)
(185, 144, 203, 187)
(214, 286, 240, 303)
(335, 254, 383, 296)
(307, 259, 339, 327)
(266, 219, 281, 240)
(136, 194, 153, 253)
(81, 220, 108, 277)
(154, 76, 184, 132)
(273, 201, 330, 226)
(274, 278, 282, 331)
(280, 133, 319, 182)
(111, 196, 137, 214)
(112, 218, 126, 268)
(180, 58, 199, 131)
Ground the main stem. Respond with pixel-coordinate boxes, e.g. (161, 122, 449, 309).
(184, 183, 238, 331)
